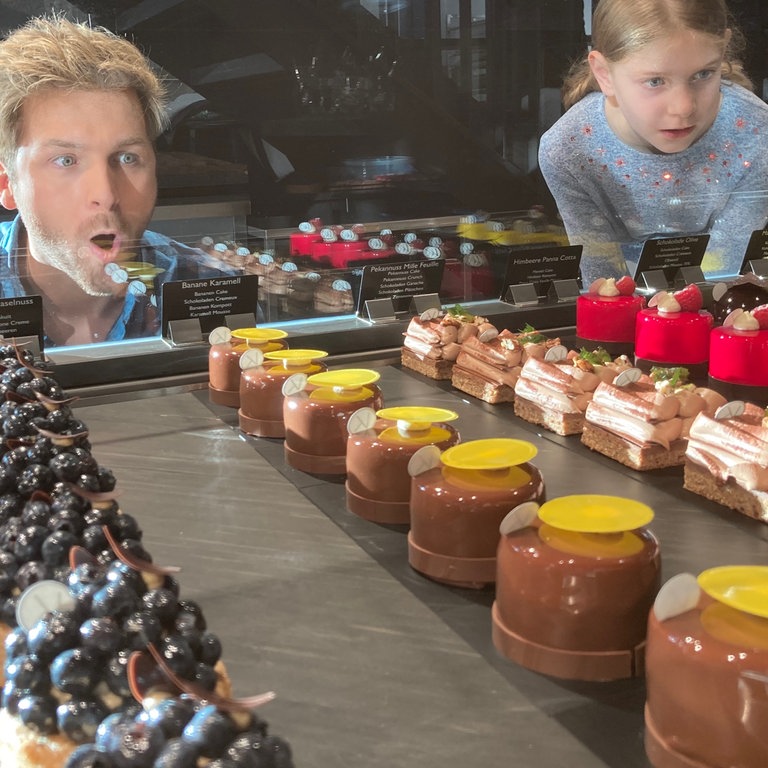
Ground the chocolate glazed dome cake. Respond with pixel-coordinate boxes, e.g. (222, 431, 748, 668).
(0, 345, 295, 768)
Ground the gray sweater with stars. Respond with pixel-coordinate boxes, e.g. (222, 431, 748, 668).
(538, 82, 768, 285)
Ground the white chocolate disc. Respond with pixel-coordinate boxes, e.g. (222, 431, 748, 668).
(614, 367, 642, 387)
(127, 280, 147, 296)
(544, 344, 568, 362)
(648, 291, 668, 308)
(282, 373, 308, 396)
(17, 580, 76, 631)
(477, 326, 499, 343)
(407, 445, 442, 477)
(711, 282, 728, 302)
(239, 348, 265, 370)
(722, 308, 744, 328)
(419, 308, 440, 322)
(499, 502, 540, 535)
(653, 572, 700, 621)
(347, 407, 377, 435)
(208, 326, 232, 345)
(715, 400, 746, 420)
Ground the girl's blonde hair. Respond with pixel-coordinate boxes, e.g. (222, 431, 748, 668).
(562, 0, 751, 110)
(0, 15, 168, 168)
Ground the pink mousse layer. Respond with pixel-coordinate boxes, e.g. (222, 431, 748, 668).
(576, 294, 645, 343)
(709, 328, 768, 386)
(635, 309, 713, 364)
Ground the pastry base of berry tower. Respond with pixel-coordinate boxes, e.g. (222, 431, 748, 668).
(0, 660, 233, 768)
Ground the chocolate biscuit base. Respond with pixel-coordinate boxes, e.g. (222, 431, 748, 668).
(683, 459, 768, 523)
(451, 367, 515, 404)
(581, 423, 687, 470)
(400, 348, 453, 381)
(513, 395, 585, 436)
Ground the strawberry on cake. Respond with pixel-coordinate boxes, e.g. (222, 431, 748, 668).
(635, 284, 714, 380)
(709, 305, 768, 404)
(582, 366, 727, 470)
(514, 346, 633, 436)
(684, 400, 768, 523)
(576, 276, 646, 356)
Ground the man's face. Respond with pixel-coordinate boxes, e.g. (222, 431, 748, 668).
(1, 88, 157, 296)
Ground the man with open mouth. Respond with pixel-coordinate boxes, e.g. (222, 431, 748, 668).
(0, 15, 239, 347)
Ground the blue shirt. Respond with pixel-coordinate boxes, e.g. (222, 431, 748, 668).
(0, 216, 240, 344)
(539, 82, 768, 284)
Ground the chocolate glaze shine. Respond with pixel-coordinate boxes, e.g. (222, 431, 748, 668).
(208, 339, 287, 407)
(408, 463, 544, 587)
(494, 520, 660, 654)
(645, 596, 768, 768)
(283, 384, 384, 476)
(239, 361, 327, 437)
(345, 421, 459, 524)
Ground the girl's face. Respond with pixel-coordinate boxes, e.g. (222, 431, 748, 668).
(589, 28, 729, 154)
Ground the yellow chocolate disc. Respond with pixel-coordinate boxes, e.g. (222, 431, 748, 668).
(230, 328, 289, 343)
(378, 425, 454, 446)
(698, 565, 768, 620)
(538, 524, 646, 558)
(123, 262, 165, 279)
(264, 349, 328, 367)
(376, 406, 459, 430)
(537, 495, 654, 533)
(307, 369, 381, 390)
(440, 438, 537, 470)
(700, 601, 768, 650)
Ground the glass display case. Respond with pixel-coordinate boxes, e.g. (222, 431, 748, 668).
(0, 0, 765, 391)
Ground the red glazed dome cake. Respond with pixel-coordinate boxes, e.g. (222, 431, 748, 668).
(635, 284, 713, 377)
(709, 305, 768, 403)
(576, 276, 645, 355)
(645, 568, 768, 768)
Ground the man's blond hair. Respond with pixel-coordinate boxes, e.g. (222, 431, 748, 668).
(0, 15, 167, 168)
